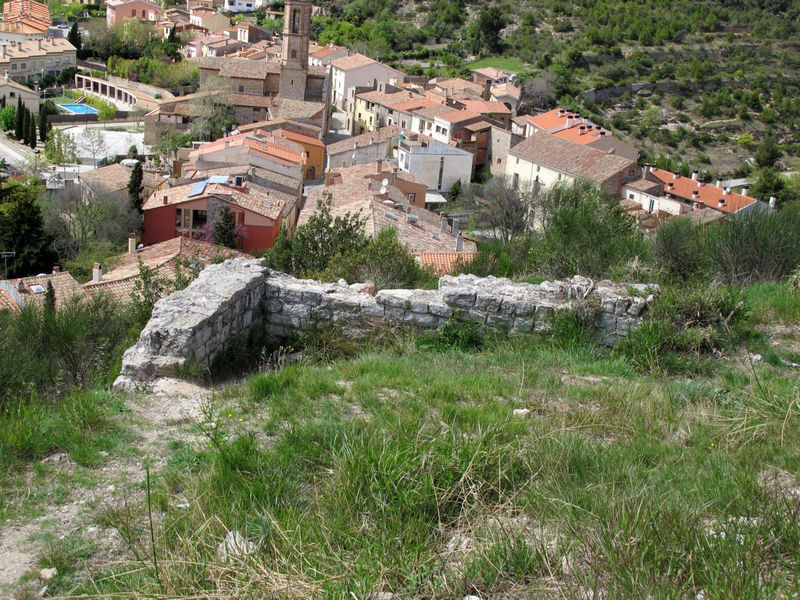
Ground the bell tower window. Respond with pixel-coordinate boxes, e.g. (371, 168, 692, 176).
(292, 9, 300, 33)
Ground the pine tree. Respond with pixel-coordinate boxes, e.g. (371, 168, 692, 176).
(213, 204, 237, 248)
(44, 280, 56, 315)
(28, 115, 36, 149)
(14, 97, 23, 140)
(128, 161, 143, 213)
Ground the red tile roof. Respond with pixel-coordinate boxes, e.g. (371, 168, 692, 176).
(647, 168, 758, 214)
(0, 272, 81, 312)
(415, 252, 477, 275)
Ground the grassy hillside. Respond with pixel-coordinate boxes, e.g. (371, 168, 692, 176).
(4, 320, 799, 598)
(314, 0, 800, 185)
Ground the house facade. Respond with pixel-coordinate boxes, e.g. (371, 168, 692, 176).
(141, 176, 294, 252)
(0, 37, 76, 82)
(397, 137, 474, 194)
(506, 131, 638, 196)
(106, 0, 164, 27)
(330, 52, 404, 112)
(0, 73, 38, 113)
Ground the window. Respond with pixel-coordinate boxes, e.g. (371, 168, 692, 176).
(291, 49, 296, 59)
(437, 157, 444, 190)
(20, 63, 26, 69)
(192, 209, 207, 229)
(496, 158, 501, 164)
(238, 85, 244, 92)
(11, 64, 16, 70)
(131, 9, 136, 16)
(291, 8, 300, 33)
(557, 174, 562, 180)
(406, 192, 415, 202)
(515, 157, 519, 165)
(512, 173, 519, 189)
(648, 199, 655, 213)
(9, 92, 14, 97)
(628, 193, 634, 200)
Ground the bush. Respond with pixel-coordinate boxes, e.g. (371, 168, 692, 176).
(533, 180, 648, 279)
(653, 217, 706, 281)
(704, 205, 800, 285)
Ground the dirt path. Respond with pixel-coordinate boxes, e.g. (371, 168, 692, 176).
(0, 378, 212, 594)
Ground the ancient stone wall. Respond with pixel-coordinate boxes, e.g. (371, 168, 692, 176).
(114, 258, 657, 387)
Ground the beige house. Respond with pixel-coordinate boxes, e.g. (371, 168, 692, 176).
(0, 73, 38, 113)
(0, 37, 76, 83)
(189, 7, 230, 33)
(106, 0, 164, 27)
(506, 131, 637, 197)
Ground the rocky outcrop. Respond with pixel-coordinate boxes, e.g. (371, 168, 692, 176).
(114, 258, 657, 387)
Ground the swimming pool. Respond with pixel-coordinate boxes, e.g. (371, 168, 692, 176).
(59, 103, 99, 115)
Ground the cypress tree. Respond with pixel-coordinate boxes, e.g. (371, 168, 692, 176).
(22, 108, 30, 145)
(44, 280, 56, 315)
(67, 22, 82, 59)
(14, 97, 23, 140)
(213, 204, 237, 248)
(1, 95, 5, 108)
(128, 161, 143, 213)
(28, 115, 36, 149)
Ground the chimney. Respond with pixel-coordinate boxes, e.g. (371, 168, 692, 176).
(1, 47, 6, 59)
(667, 181, 674, 190)
(579, 125, 586, 135)
(452, 218, 460, 238)
(697, 178, 703, 188)
(672, 171, 679, 179)
(37, 38, 41, 50)
(456, 233, 463, 252)
(769, 194, 777, 208)
(599, 130, 606, 136)
(723, 187, 729, 196)
(441, 217, 448, 233)
(742, 185, 749, 197)
(648, 164, 655, 173)
(692, 190, 699, 200)
(718, 198, 725, 207)
(557, 108, 565, 117)
(16, 279, 24, 292)
(376, 159, 382, 173)
(391, 168, 397, 184)
(128, 233, 136, 255)
(716, 177, 722, 188)
(691, 170, 698, 181)
(52, 266, 60, 274)
(92, 263, 102, 283)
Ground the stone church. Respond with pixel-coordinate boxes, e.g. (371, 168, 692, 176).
(198, 0, 327, 102)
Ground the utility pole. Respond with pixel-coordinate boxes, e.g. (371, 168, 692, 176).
(1, 250, 15, 279)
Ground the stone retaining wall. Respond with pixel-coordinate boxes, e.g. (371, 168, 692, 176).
(114, 258, 657, 387)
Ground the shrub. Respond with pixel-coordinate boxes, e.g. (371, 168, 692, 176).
(652, 217, 706, 281)
(550, 307, 598, 349)
(704, 205, 800, 285)
(533, 180, 647, 279)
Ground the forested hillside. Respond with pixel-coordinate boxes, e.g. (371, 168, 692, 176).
(314, 0, 800, 185)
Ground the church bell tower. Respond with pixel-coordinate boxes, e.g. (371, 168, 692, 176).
(278, 0, 312, 101)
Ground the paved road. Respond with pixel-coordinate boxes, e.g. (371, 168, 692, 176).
(0, 134, 34, 168)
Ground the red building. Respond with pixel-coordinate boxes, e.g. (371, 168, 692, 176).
(141, 175, 299, 253)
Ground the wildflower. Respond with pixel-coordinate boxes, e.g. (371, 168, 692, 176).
(238, 418, 243, 422)
(228, 413, 232, 418)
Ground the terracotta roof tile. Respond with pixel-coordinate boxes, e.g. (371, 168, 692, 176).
(0, 272, 81, 312)
(326, 125, 402, 154)
(647, 168, 758, 214)
(415, 252, 477, 275)
(331, 52, 377, 71)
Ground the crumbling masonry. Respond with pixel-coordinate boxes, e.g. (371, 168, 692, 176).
(114, 258, 656, 387)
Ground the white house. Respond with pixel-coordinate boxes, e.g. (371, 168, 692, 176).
(330, 52, 404, 112)
(397, 137, 474, 193)
(223, 0, 254, 13)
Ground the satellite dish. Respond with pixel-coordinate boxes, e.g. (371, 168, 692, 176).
(400, 129, 405, 137)
(381, 178, 389, 187)
(379, 186, 387, 195)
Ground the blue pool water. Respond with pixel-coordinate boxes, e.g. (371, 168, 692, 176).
(59, 103, 99, 115)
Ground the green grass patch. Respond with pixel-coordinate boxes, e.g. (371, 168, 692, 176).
(740, 280, 800, 324)
(77, 336, 800, 599)
(466, 56, 529, 73)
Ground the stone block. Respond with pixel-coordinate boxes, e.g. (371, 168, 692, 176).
(376, 289, 413, 309)
(614, 299, 628, 316)
(627, 297, 646, 316)
(360, 300, 385, 318)
(405, 311, 437, 328)
(428, 303, 452, 318)
(487, 314, 512, 328)
(441, 287, 476, 309)
(475, 293, 501, 312)
(311, 306, 333, 321)
(511, 317, 533, 334)
(409, 299, 429, 314)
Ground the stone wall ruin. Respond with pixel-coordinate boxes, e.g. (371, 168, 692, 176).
(114, 258, 657, 387)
